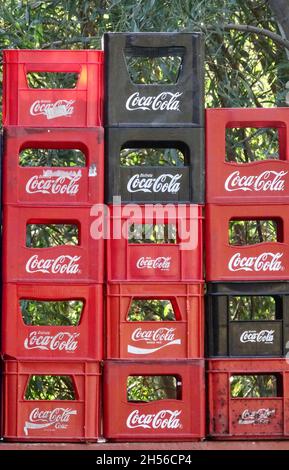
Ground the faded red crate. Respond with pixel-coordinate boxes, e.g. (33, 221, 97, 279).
(2, 360, 101, 441)
(3, 49, 103, 127)
(106, 282, 204, 359)
(208, 358, 289, 439)
(206, 108, 289, 204)
(2, 284, 103, 360)
(3, 206, 104, 283)
(3, 127, 104, 206)
(206, 204, 289, 281)
(106, 205, 203, 282)
(103, 360, 205, 441)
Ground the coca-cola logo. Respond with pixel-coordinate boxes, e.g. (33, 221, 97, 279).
(24, 407, 77, 435)
(126, 409, 182, 429)
(136, 256, 171, 271)
(25, 255, 81, 274)
(238, 408, 275, 425)
(24, 331, 80, 351)
(240, 330, 275, 344)
(127, 174, 182, 194)
(228, 252, 284, 272)
(26, 171, 81, 195)
(225, 170, 287, 193)
(128, 327, 181, 355)
(125, 92, 182, 112)
(30, 100, 75, 120)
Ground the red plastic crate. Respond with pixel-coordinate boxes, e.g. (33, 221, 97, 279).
(2, 359, 101, 441)
(2, 284, 103, 360)
(103, 360, 205, 441)
(2, 206, 104, 283)
(208, 358, 289, 439)
(106, 282, 204, 359)
(106, 205, 203, 282)
(3, 127, 104, 206)
(206, 204, 289, 281)
(206, 108, 289, 204)
(3, 50, 103, 127)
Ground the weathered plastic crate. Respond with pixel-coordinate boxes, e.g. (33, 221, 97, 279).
(105, 127, 204, 204)
(2, 359, 101, 441)
(3, 206, 104, 283)
(208, 358, 289, 439)
(103, 32, 204, 127)
(206, 282, 289, 357)
(2, 284, 103, 360)
(106, 282, 204, 359)
(206, 108, 289, 204)
(3, 127, 104, 206)
(206, 204, 289, 281)
(103, 359, 205, 441)
(106, 204, 203, 282)
(3, 49, 103, 127)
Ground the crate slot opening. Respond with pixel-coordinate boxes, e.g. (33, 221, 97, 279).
(226, 127, 280, 163)
(230, 374, 281, 398)
(127, 299, 177, 321)
(26, 72, 79, 89)
(20, 299, 84, 326)
(20, 148, 86, 167)
(127, 375, 182, 402)
(229, 295, 280, 321)
(125, 47, 184, 85)
(25, 375, 76, 400)
(26, 223, 79, 248)
(120, 143, 186, 167)
(229, 219, 282, 245)
(128, 223, 177, 244)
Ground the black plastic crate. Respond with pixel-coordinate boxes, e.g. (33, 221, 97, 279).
(206, 282, 289, 358)
(105, 127, 204, 204)
(103, 32, 204, 127)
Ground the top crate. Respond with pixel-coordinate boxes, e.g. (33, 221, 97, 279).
(3, 50, 104, 128)
(103, 32, 204, 127)
(206, 108, 289, 204)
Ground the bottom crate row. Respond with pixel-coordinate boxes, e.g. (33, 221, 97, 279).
(2, 359, 289, 441)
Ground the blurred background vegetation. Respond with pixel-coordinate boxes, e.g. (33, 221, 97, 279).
(2, 0, 289, 400)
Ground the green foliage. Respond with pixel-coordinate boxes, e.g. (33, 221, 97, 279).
(120, 148, 185, 167)
(20, 149, 85, 167)
(226, 128, 279, 163)
(229, 219, 277, 245)
(128, 299, 176, 321)
(127, 375, 178, 402)
(129, 223, 177, 243)
(126, 54, 182, 84)
(25, 375, 75, 400)
(20, 299, 83, 325)
(230, 375, 278, 398)
(26, 223, 79, 247)
(26, 71, 78, 88)
(229, 296, 276, 321)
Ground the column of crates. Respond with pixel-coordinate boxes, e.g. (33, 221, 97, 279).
(1, 50, 104, 441)
(206, 108, 289, 439)
(103, 32, 206, 441)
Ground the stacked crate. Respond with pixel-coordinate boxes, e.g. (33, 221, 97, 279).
(206, 108, 289, 439)
(103, 32, 206, 441)
(1, 50, 104, 441)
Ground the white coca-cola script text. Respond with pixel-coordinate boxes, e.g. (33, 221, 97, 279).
(126, 409, 182, 429)
(225, 170, 287, 192)
(228, 252, 283, 272)
(125, 92, 182, 112)
(127, 174, 182, 194)
(25, 255, 80, 274)
(30, 100, 75, 120)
